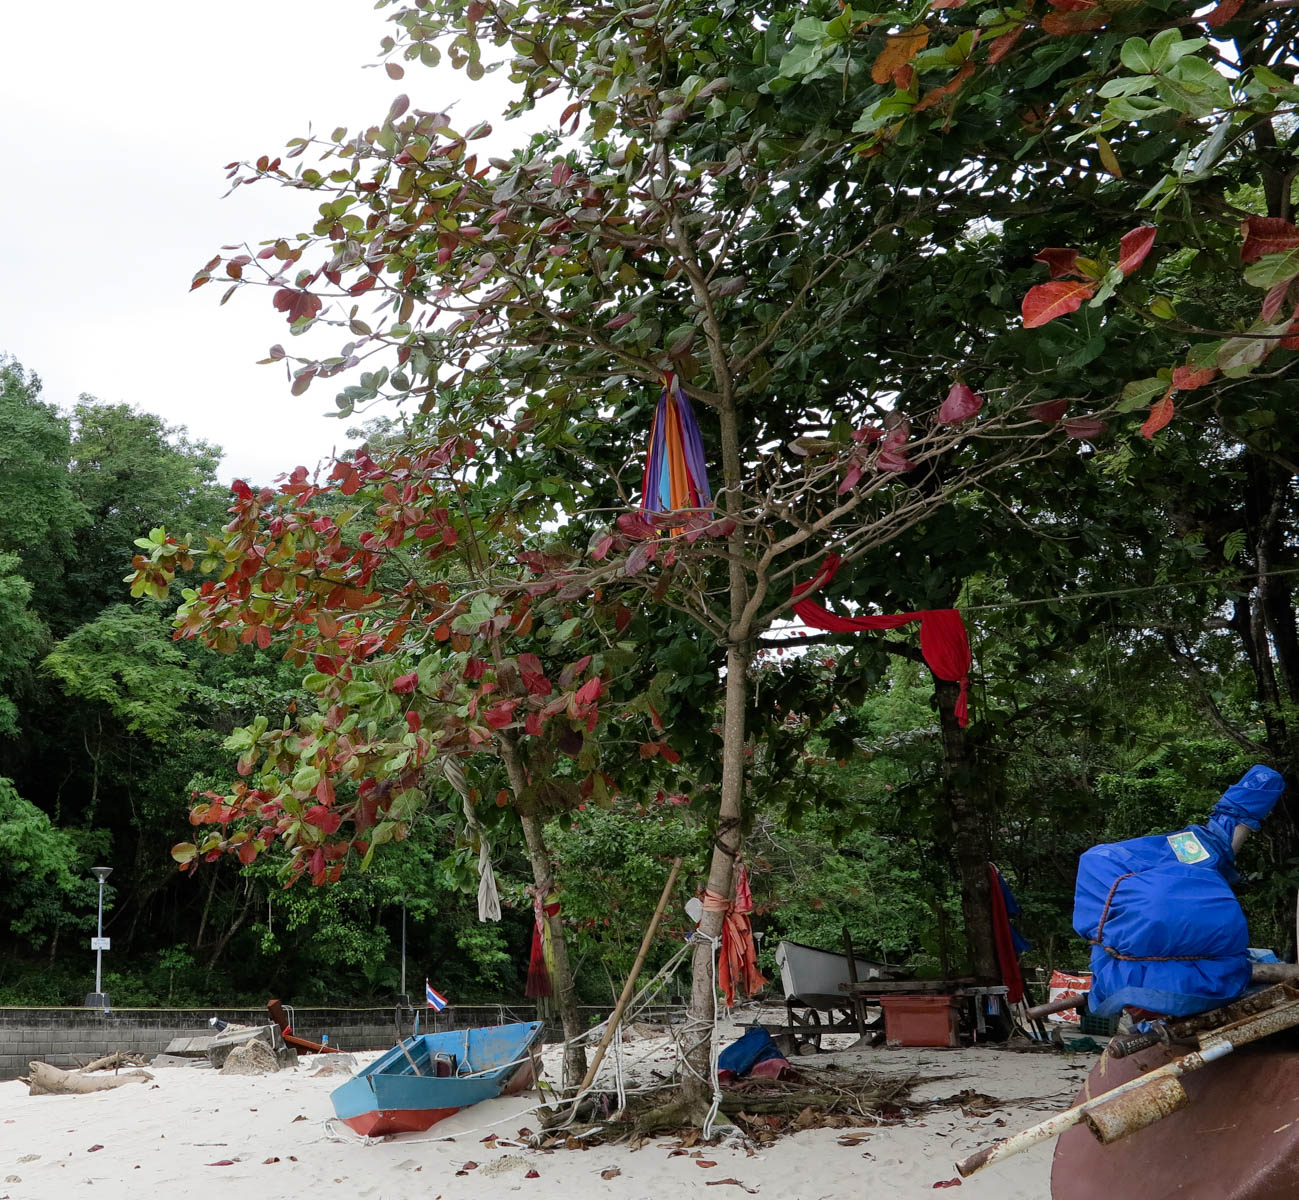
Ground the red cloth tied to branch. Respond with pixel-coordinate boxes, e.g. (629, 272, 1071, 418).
(792, 554, 972, 727)
(704, 862, 767, 1008)
(525, 894, 561, 999)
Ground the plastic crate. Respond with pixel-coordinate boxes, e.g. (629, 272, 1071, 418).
(1078, 1010, 1120, 1037)
(881, 994, 961, 1047)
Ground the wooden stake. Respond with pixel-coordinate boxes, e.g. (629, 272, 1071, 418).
(574, 856, 682, 1099)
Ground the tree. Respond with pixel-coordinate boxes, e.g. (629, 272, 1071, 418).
(163, 0, 1299, 1112)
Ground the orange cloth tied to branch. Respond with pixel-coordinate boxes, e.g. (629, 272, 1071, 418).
(704, 862, 767, 1008)
(792, 553, 973, 727)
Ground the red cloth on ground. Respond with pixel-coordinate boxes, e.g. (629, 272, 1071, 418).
(988, 864, 1025, 1005)
(792, 554, 972, 727)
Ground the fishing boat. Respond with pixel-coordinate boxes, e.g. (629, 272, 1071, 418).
(330, 1020, 545, 1137)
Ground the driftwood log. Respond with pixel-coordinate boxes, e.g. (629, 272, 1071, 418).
(78, 1052, 148, 1073)
(27, 1060, 153, 1096)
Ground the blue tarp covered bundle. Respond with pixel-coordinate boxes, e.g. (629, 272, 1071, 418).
(1073, 765, 1285, 1017)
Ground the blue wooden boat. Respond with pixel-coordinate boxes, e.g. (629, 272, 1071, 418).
(330, 1021, 545, 1136)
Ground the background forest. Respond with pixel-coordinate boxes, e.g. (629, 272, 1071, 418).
(0, 349, 1286, 1009)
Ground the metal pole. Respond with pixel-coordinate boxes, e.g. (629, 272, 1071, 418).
(95, 876, 105, 995)
(401, 903, 407, 998)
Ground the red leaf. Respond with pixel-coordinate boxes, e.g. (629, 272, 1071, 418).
(986, 24, 1024, 63)
(304, 805, 342, 834)
(938, 383, 983, 424)
(914, 61, 974, 112)
(405, 711, 422, 733)
(603, 312, 635, 330)
(525, 1170, 540, 1179)
(1171, 364, 1218, 391)
(206, 1160, 237, 1167)
(1241, 216, 1299, 263)
(385, 61, 404, 80)
(393, 672, 419, 694)
(1062, 418, 1107, 440)
(317, 613, 341, 638)
(255, 624, 273, 650)
(1029, 399, 1068, 422)
(1022, 280, 1096, 328)
(1205, 0, 1245, 26)
(88, 1145, 105, 1153)
(525, 711, 544, 736)
(932, 1180, 963, 1189)
(1140, 389, 1175, 438)
(237, 841, 258, 866)
(574, 677, 602, 706)
(1032, 248, 1080, 279)
(836, 464, 863, 495)
(484, 700, 520, 729)
(1118, 225, 1157, 276)
(590, 533, 614, 560)
(518, 653, 552, 696)
(1261, 280, 1293, 324)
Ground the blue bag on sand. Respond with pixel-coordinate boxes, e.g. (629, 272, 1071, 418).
(1073, 765, 1285, 1018)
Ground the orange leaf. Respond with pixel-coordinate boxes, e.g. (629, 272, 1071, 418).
(1021, 280, 1096, 328)
(1171, 364, 1218, 391)
(987, 24, 1025, 63)
(1042, 9, 1107, 34)
(871, 26, 930, 85)
(1140, 390, 1175, 438)
(914, 61, 974, 112)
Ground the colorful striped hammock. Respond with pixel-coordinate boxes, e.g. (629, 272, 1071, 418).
(640, 373, 712, 515)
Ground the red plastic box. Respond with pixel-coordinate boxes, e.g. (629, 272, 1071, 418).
(880, 994, 960, 1047)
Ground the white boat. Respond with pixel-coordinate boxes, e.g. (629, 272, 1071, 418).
(775, 939, 885, 1006)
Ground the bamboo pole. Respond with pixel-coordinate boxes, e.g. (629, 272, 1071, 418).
(574, 856, 682, 1099)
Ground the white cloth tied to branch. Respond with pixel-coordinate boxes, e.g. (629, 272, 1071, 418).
(442, 758, 502, 922)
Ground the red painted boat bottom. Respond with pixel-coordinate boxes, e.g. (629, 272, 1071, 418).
(342, 1105, 462, 1137)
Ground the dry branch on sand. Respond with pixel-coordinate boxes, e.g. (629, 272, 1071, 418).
(25, 1060, 154, 1095)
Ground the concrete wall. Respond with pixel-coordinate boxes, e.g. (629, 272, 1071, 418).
(0, 1003, 684, 1080)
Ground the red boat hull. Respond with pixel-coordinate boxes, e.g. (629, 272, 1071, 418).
(342, 1105, 462, 1137)
(1052, 1034, 1299, 1199)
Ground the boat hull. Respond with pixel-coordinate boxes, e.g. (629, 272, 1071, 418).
(775, 939, 885, 1005)
(1051, 1034, 1299, 1200)
(330, 1022, 543, 1138)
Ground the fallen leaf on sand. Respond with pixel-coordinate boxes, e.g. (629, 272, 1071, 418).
(87, 1146, 104, 1154)
(206, 1160, 236, 1167)
(292, 1115, 307, 1122)
(838, 1136, 868, 1146)
(263, 1157, 280, 1165)
(525, 1169, 540, 1178)
(707, 1180, 758, 1194)
(601, 1168, 622, 1180)
(697, 1160, 718, 1168)
(933, 1179, 963, 1189)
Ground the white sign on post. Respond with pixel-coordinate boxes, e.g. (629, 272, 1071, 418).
(90, 936, 111, 951)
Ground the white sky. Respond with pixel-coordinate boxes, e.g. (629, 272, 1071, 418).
(0, 2, 526, 484)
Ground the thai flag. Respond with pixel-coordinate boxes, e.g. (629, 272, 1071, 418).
(425, 979, 448, 1011)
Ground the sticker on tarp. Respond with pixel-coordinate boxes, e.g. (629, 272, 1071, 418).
(1167, 831, 1210, 864)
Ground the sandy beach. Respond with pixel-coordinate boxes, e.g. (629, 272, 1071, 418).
(0, 1026, 1079, 1199)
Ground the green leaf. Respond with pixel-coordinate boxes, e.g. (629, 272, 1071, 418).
(1243, 249, 1299, 290)
(1117, 376, 1168, 412)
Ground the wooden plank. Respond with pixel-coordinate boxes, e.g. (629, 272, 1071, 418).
(841, 978, 974, 995)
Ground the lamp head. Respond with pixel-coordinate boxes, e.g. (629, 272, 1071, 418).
(90, 866, 113, 883)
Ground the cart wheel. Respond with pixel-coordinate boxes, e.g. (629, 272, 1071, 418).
(790, 1008, 822, 1053)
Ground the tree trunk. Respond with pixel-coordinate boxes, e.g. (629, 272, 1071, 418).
(498, 734, 588, 1089)
(680, 637, 750, 1099)
(935, 679, 998, 984)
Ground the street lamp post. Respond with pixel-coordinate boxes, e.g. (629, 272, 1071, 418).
(84, 866, 113, 1009)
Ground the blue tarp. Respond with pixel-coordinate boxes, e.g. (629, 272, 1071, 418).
(1073, 765, 1285, 1017)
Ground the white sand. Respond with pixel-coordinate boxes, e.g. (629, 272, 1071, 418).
(0, 1028, 1084, 1199)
